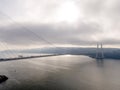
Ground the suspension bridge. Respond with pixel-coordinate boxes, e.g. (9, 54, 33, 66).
(0, 10, 105, 62)
(0, 43, 104, 62)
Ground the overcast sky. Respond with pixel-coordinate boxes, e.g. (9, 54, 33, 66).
(0, 0, 120, 50)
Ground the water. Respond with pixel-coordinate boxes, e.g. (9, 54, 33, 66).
(0, 55, 120, 90)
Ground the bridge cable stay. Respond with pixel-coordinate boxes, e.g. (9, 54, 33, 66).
(0, 11, 66, 60)
(0, 11, 62, 49)
(0, 19, 26, 58)
(0, 26, 19, 58)
(0, 42, 17, 58)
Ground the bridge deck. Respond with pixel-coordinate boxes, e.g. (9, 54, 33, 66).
(0, 54, 63, 62)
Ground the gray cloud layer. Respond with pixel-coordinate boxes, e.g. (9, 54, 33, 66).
(0, 22, 118, 46)
(0, 0, 120, 47)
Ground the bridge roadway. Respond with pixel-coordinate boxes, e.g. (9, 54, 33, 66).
(0, 54, 63, 62)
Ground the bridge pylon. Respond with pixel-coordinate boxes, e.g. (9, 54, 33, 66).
(96, 43, 104, 60)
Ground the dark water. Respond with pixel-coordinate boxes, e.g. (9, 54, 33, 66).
(0, 55, 120, 90)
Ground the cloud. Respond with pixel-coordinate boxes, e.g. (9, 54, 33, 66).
(78, 0, 120, 28)
(0, 22, 102, 46)
(0, 0, 120, 48)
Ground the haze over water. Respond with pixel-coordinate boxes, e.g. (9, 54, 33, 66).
(0, 55, 119, 90)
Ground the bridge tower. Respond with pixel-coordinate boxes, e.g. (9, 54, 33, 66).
(96, 43, 104, 60)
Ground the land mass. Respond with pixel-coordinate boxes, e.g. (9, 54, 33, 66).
(21, 47, 120, 60)
(1, 47, 120, 60)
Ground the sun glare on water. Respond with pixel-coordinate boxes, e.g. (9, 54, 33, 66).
(54, 1, 80, 23)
